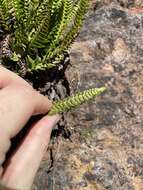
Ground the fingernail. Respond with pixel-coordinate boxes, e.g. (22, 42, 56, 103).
(45, 114, 61, 127)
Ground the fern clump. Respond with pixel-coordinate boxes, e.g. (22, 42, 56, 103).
(48, 87, 106, 115)
(0, 0, 89, 72)
(0, 0, 106, 115)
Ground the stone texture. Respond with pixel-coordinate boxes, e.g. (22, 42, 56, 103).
(33, 1, 143, 189)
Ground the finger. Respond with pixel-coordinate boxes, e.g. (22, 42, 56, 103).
(1, 115, 60, 190)
(0, 130, 11, 166)
(0, 84, 52, 139)
(0, 66, 29, 88)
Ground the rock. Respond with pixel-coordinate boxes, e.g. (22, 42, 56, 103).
(33, 1, 143, 189)
(112, 38, 130, 63)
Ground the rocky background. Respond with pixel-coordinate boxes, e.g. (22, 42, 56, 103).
(33, 1, 143, 189)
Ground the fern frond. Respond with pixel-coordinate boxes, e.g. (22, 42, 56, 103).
(44, 0, 89, 61)
(39, 2, 63, 48)
(11, 0, 31, 49)
(29, 0, 64, 50)
(27, 55, 55, 71)
(44, 0, 77, 54)
(12, 0, 25, 21)
(0, 0, 13, 24)
(29, 0, 51, 48)
(54, 0, 73, 41)
(23, 0, 31, 25)
(52, 0, 63, 13)
(35, 0, 50, 26)
(48, 87, 106, 115)
(61, 0, 88, 48)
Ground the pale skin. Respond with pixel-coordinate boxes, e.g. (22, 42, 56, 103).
(0, 66, 60, 190)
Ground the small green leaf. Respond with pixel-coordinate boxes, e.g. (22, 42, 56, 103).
(11, 52, 21, 62)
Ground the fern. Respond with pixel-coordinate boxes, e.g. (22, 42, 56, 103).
(0, 0, 89, 71)
(43, 0, 88, 61)
(12, 0, 24, 21)
(48, 87, 106, 115)
(0, 1, 106, 115)
(29, 0, 64, 50)
(54, 0, 73, 41)
(29, 0, 52, 49)
(0, 0, 13, 26)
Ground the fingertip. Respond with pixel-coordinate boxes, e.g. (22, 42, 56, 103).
(36, 114, 61, 131)
(45, 114, 61, 123)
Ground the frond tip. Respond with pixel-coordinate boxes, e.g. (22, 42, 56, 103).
(48, 87, 106, 115)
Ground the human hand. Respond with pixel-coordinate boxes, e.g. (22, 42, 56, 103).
(0, 66, 60, 190)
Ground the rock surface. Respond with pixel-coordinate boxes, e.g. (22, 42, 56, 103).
(33, 1, 143, 189)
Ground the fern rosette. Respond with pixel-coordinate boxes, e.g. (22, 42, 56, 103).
(0, 0, 89, 72)
(0, 0, 106, 115)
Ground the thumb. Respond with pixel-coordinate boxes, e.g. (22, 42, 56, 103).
(1, 115, 60, 190)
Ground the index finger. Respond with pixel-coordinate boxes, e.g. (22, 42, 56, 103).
(0, 84, 52, 138)
(0, 66, 29, 88)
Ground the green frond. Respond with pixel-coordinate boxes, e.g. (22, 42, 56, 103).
(0, 0, 30, 27)
(44, 0, 89, 60)
(54, 0, 73, 40)
(61, 0, 89, 48)
(27, 55, 55, 71)
(0, 0, 13, 24)
(23, 0, 31, 25)
(11, 0, 30, 49)
(12, 0, 25, 21)
(44, 0, 77, 54)
(51, 0, 62, 13)
(30, 0, 64, 50)
(48, 87, 106, 115)
(29, 0, 51, 48)
(35, 0, 50, 26)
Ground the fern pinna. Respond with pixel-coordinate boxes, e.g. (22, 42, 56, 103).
(0, 0, 89, 72)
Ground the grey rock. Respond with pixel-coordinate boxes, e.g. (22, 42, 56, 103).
(34, 1, 143, 190)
